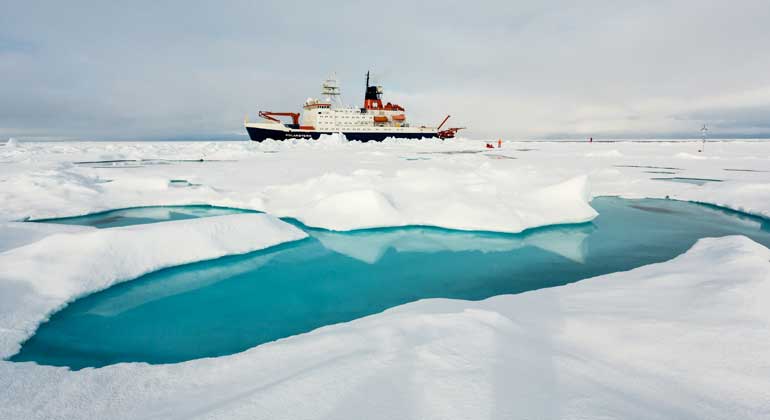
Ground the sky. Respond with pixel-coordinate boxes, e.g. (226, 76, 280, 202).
(1, 0, 769, 140)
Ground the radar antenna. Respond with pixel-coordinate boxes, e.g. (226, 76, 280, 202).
(321, 73, 343, 107)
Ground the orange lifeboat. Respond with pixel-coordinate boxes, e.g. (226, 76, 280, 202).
(392, 114, 406, 121)
(373, 116, 389, 123)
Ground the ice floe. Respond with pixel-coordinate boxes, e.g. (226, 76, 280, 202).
(261, 170, 596, 232)
(0, 214, 307, 358)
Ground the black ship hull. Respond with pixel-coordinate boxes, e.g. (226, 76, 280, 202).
(246, 126, 439, 142)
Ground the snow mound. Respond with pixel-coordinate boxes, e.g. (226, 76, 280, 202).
(0, 214, 307, 358)
(262, 169, 597, 232)
(315, 132, 348, 146)
(0, 167, 105, 222)
(5, 137, 19, 147)
(301, 189, 402, 230)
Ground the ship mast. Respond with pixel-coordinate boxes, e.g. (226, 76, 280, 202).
(321, 73, 343, 108)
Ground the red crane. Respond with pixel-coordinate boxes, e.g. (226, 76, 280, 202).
(436, 115, 464, 139)
(259, 111, 300, 126)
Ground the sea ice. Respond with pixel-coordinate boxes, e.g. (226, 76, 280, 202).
(3, 139, 770, 226)
(1, 236, 768, 419)
(2, 138, 770, 419)
(0, 213, 307, 358)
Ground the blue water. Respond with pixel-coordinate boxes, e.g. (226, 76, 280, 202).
(651, 177, 724, 185)
(32, 205, 252, 228)
(12, 197, 770, 369)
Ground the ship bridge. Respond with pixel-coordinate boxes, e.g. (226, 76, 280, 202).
(301, 72, 409, 131)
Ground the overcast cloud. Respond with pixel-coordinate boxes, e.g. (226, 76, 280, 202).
(1, 0, 769, 140)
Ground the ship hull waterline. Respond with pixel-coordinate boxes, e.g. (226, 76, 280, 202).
(246, 126, 440, 142)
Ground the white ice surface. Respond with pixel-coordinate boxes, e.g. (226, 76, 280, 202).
(1, 236, 769, 419)
(262, 170, 595, 232)
(0, 222, 95, 253)
(0, 214, 307, 359)
(2, 139, 770, 419)
(1, 139, 602, 232)
(2, 139, 770, 229)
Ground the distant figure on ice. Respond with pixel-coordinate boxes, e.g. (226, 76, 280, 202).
(486, 143, 495, 149)
(589, 137, 593, 143)
(498, 138, 502, 148)
(699, 124, 708, 152)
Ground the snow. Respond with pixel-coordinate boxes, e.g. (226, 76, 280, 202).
(0, 140, 598, 233)
(0, 214, 307, 359)
(262, 170, 595, 232)
(1, 236, 768, 419)
(2, 138, 770, 419)
(0, 222, 95, 253)
(2, 139, 770, 227)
